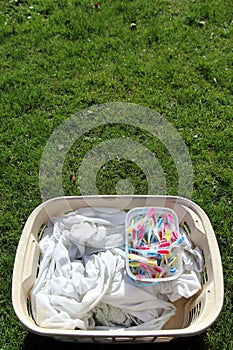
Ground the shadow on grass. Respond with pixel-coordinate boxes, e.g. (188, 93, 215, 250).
(23, 332, 205, 350)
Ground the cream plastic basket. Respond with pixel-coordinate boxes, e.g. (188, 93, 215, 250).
(12, 195, 224, 343)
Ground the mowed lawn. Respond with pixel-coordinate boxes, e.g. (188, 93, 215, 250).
(0, 1, 232, 349)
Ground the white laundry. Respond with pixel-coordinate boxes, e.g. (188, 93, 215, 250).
(30, 208, 203, 330)
(42, 207, 126, 259)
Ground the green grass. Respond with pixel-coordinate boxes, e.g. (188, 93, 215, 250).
(0, 0, 232, 349)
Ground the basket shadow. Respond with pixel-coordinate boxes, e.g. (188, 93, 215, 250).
(22, 332, 206, 350)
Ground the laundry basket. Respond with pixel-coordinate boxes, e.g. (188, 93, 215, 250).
(12, 195, 224, 343)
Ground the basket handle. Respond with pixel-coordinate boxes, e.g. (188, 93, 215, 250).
(22, 235, 40, 292)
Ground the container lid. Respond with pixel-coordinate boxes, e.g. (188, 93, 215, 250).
(125, 207, 184, 284)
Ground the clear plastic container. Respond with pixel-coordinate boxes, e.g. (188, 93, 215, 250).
(125, 207, 183, 284)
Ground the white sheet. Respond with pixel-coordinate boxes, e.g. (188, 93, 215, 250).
(30, 208, 203, 330)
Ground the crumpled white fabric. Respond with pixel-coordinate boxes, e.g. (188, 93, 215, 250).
(41, 207, 126, 259)
(30, 208, 203, 330)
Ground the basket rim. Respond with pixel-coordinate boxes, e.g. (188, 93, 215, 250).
(12, 195, 224, 340)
